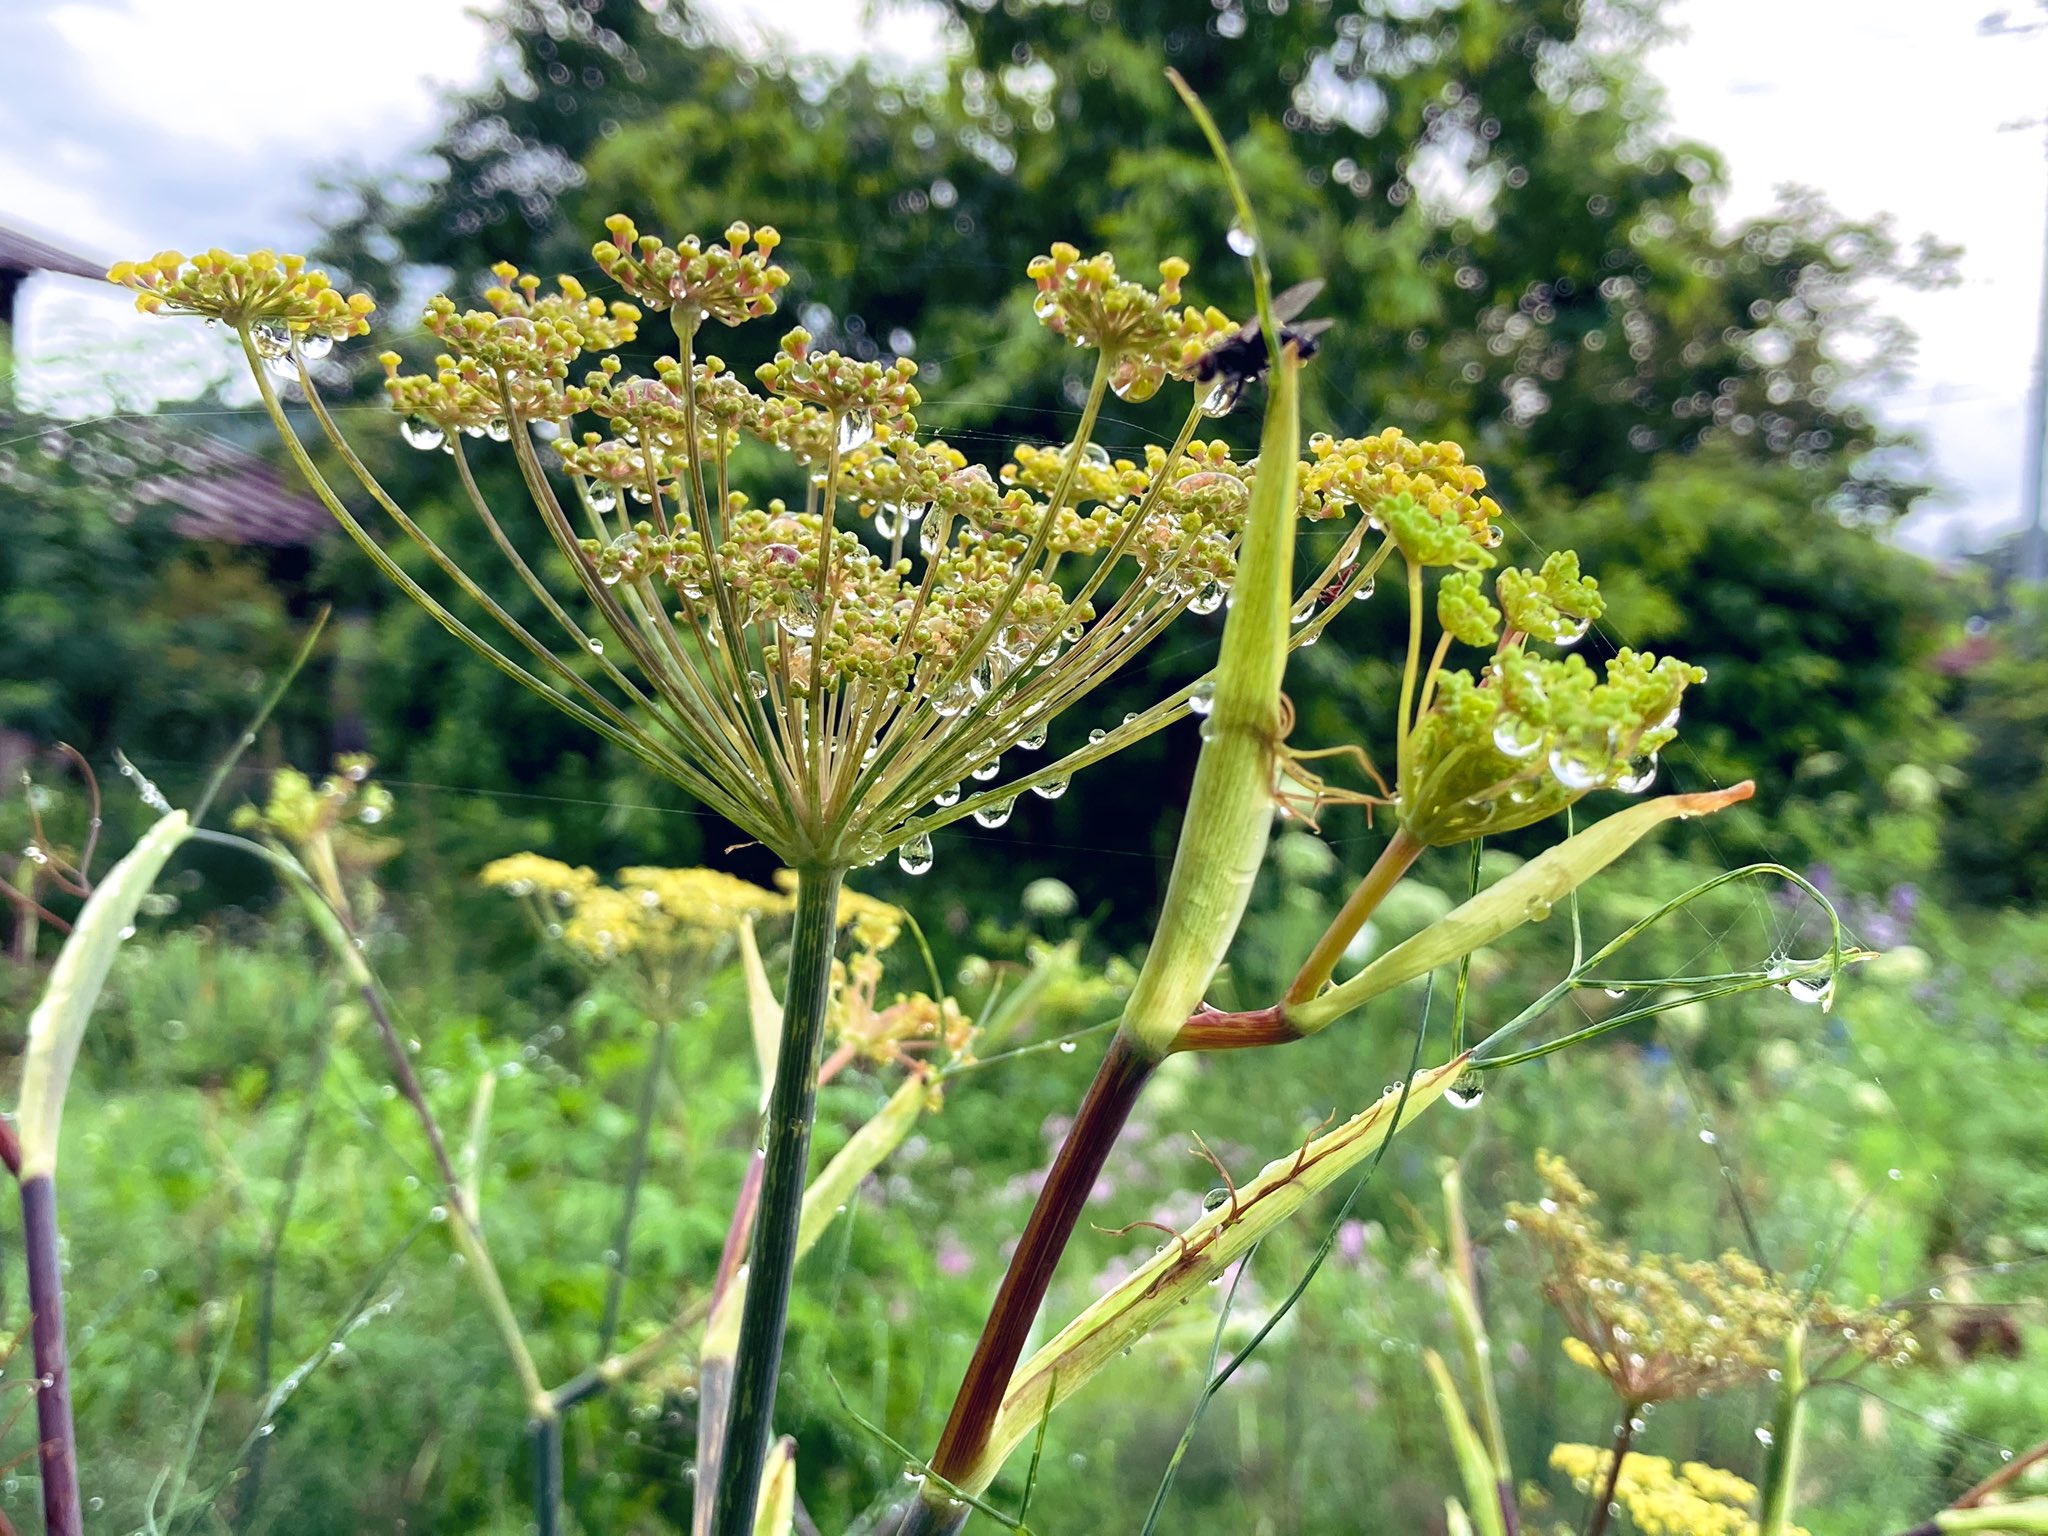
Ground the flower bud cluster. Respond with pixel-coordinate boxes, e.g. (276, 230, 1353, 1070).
(124, 218, 1702, 869)
(1402, 645, 1703, 845)
(1304, 428, 1503, 564)
(755, 328, 921, 441)
(108, 249, 375, 337)
(593, 216, 789, 326)
(1026, 243, 1236, 402)
(1498, 550, 1602, 645)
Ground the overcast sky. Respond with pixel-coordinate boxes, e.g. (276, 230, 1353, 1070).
(2, 0, 2041, 557)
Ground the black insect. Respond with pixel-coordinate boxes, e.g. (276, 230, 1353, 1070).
(1191, 279, 1335, 416)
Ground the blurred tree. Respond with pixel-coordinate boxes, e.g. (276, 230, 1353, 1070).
(299, 0, 1962, 914)
(1553, 446, 1961, 866)
(1943, 589, 2048, 903)
(0, 414, 304, 772)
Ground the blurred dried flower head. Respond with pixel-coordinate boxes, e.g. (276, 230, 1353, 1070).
(1509, 1153, 1914, 1406)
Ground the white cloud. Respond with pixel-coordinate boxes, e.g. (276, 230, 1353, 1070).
(43, 0, 489, 155)
(1653, 0, 2048, 555)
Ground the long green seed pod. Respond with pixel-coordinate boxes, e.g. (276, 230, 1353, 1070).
(1119, 348, 1300, 1057)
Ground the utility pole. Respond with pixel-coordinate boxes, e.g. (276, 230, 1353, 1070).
(2021, 150, 2048, 585)
(1986, 6, 2048, 585)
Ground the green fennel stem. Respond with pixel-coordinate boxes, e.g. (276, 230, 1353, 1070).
(1284, 827, 1425, 1006)
(708, 865, 845, 1536)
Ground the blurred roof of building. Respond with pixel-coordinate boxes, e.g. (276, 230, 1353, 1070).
(0, 222, 106, 283)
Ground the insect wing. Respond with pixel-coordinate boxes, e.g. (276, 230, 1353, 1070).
(1268, 278, 1327, 326)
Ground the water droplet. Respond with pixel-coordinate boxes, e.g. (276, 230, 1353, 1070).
(899, 832, 935, 875)
(837, 409, 874, 451)
(1446, 1073, 1485, 1110)
(1019, 721, 1048, 751)
(1698, 1128, 1718, 1145)
(779, 593, 819, 640)
(586, 638, 605, 655)
(972, 754, 1002, 782)
(1754, 1427, 1774, 1448)
(1188, 678, 1216, 716)
(972, 796, 1017, 828)
(1197, 376, 1239, 417)
(87, 1498, 103, 1513)
(299, 331, 334, 362)
(1079, 441, 1110, 470)
(429, 1205, 448, 1223)
(1226, 225, 1257, 257)
(1031, 774, 1070, 800)
(1490, 720, 1540, 761)
(1057, 1040, 1077, 1054)
(586, 481, 618, 513)
(1088, 727, 1107, 745)
(1785, 974, 1835, 1009)
(933, 783, 961, 807)
(401, 416, 446, 452)
(1887, 1167, 1903, 1181)
(968, 657, 996, 700)
(1202, 1187, 1231, 1211)
(1616, 752, 1658, 794)
(1033, 291, 1059, 321)
(1553, 614, 1590, 647)
(1188, 580, 1227, 616)
(1548, 745, 1605, 792)
(252, 317, 292, 358)
(118, 923, 137, 940)
(745, 670, 768, 700)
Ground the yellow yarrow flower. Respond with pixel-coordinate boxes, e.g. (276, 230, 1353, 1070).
(1548, 1444, 1809, 1536)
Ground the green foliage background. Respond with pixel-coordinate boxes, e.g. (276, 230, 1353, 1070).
(2, 0, 2043, 1531)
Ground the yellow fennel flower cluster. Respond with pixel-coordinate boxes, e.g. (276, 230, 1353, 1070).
(480, 857, 787, 964)
(108, 249, 375, 338)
